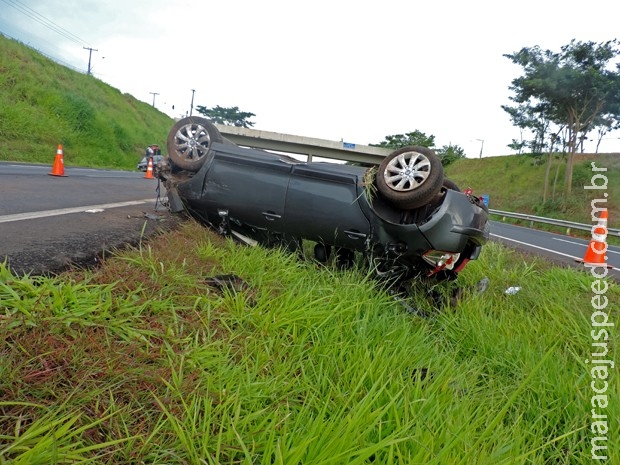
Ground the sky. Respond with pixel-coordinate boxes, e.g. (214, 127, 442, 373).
(2, 0, 620, 158)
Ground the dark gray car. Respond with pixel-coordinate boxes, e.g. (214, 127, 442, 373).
(157, 117, 489, 283)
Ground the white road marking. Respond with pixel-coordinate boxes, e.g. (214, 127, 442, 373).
(491, 233, 618, 270)
(492, 233, 581, 260)
(553, 237, 620, 255)
(552, 237, 587, 246)
(0, 199, 154, 224)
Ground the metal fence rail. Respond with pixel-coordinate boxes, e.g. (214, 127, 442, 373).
(489, 209, 620, 237)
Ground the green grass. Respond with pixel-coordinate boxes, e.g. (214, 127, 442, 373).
(0, 34, 172, 170)
(445, 153, 620, 230)
(1, 221, 618, 464)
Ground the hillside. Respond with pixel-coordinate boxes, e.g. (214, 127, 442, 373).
(445, 153, 619, 229)
(0, 34, 173, 170)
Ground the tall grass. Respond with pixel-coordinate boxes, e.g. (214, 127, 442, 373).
(1, 221, 618, 463)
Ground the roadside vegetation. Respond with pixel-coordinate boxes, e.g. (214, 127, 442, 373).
(0, 34, 172, 170)
(445, 152, 619, 233)
(1, 220, 618, 464)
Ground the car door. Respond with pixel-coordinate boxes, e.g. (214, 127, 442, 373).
(284, 164, 370, 250)
(202, 145, 293, 228)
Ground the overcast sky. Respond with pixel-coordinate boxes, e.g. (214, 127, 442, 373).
(2, 0, 620, 157)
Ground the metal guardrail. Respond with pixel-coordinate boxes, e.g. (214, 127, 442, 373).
(489, 209, 620, 237)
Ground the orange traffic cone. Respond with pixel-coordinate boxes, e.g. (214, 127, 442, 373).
(48, 144, 67, 177)
(581, 209, 609, 266)
(144, 156, 154, 179)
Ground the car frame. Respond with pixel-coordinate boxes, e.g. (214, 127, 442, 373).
(157, 117, 489, 285)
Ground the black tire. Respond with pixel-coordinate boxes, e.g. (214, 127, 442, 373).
(443, 178, 460, 192)
(376, 146, 444, 209)
(314, 243, 331, 263)
(167, 116, 223, 172)
(335, 248, 355, 270)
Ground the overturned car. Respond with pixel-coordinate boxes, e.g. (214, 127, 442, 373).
(157, 117, 489, 284)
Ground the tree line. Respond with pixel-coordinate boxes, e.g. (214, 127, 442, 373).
(503, 39, 620, 198)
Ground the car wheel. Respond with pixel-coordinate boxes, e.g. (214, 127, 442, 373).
(335, 248, 355, 270)
(376, 146, 444, 209)
(314, 243, 332, 263)
(167, 116, 223, 172)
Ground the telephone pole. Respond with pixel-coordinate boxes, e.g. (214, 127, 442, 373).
(189, 89, 196, 116)
(476, 139, 484, 158)
(149, 92, 159, 107)
(83, 47, 98, 75)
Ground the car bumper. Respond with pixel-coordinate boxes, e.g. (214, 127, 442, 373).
(418, 190, 489, 254)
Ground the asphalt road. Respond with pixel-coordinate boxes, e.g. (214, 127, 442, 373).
(490, 221, 620, 281)
(0, 162, 179, 276)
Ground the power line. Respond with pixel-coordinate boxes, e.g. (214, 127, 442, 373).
(0, 0, 90, 46)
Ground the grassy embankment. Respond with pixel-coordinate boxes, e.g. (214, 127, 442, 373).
(1, 221, 619, 464)
(445, 153, 619, 233)
(0, 34, 172, 170)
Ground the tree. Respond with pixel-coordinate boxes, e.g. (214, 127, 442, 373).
(195, 105, 256, 128)
(592, 114, 620, 153)
(502, 101, 554, 154)
(435, 144, 466, 166)
(503, 40, 620, 195)
(373, 131, 465, 166)
(372, 130, 435, 149)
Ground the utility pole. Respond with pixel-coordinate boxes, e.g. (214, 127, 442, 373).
(83, 47, 98, 75)
(149, 92, 159, 107)
(189, 89, 196, 116)
(476, 139, 484, 158)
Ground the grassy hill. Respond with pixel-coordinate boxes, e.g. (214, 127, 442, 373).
(445, 153, 619, 230)
(0, 34, 173, 170)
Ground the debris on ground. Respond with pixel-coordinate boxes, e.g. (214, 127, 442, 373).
(505, 286, 521, 295)
(476, 277, 490, 294)
(144, 213, 167, 221)
(204, 274, 251, 294)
